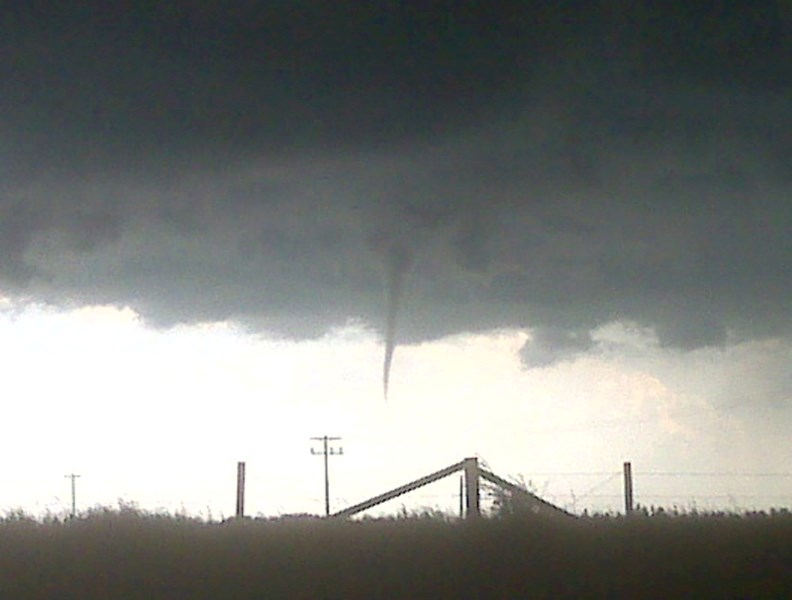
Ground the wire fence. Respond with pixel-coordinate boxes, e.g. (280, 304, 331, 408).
(3, 469, 791, 520)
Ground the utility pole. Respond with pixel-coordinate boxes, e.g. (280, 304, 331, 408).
(64, 474, 81, 519)
(310, 436, 343, 516)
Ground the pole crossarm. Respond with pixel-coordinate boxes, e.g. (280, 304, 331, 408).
(478, 468, 577, 519)
(332, 460, 466, 518)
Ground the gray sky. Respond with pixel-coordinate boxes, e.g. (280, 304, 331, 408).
(0, 2, 790, 515)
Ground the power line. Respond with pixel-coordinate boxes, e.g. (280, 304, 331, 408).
(524, 472, 620, 476)
(580, 494, 792, 500)
(522, 472, 792, 477)
(635, 472, 792, 477)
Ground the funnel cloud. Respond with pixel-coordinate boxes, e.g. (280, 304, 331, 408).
(381, 241, 413, 399)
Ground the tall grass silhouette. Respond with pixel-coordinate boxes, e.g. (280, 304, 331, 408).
(1, 504, 789, 599)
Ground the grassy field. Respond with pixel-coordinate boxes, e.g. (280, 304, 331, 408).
(1, 506, 789, 599)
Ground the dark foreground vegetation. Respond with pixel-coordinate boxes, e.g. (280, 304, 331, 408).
(1, 506, 790, 599)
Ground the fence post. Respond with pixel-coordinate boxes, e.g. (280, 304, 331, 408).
(236, 461, 246, 518)
(464, 457, 480, 519)
(623, 461, 634, 516)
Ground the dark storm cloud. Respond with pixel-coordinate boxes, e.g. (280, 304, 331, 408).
(520, 327, 595, 368)
(1, 2, 790, 367)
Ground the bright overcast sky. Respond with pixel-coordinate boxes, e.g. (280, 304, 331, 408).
(1, 3, 790, 517)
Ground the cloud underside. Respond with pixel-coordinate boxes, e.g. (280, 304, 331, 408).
(1, 3, 790, 367)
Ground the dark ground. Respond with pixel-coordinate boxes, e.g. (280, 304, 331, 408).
(1, 508, 790, 599)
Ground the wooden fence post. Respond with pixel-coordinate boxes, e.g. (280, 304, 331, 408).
(623, 461, 634, 516)
(236, 461, 246, 518)
(464, 457, 480, 519)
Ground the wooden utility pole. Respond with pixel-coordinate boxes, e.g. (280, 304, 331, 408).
(623, 461, 634, 515)
(64, 474, 81, 519)
(310, 436, 343, 516)
(236, 462, 246, 518)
